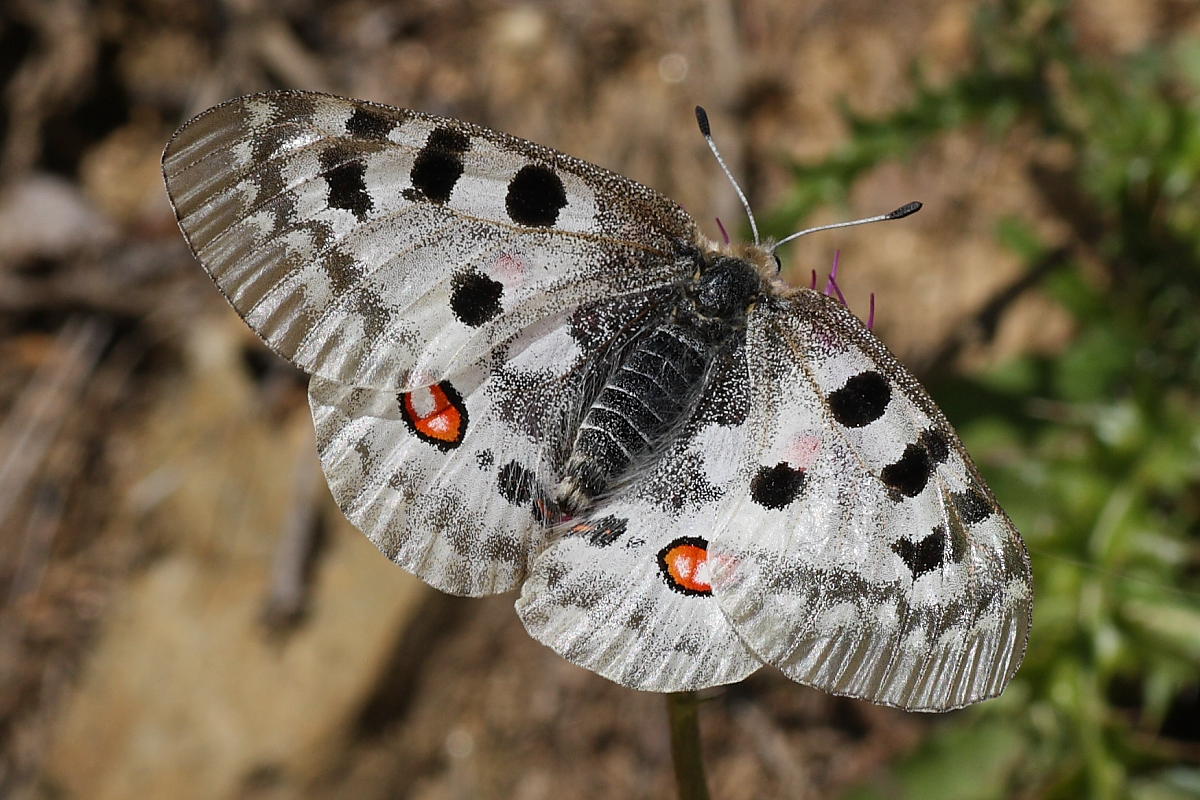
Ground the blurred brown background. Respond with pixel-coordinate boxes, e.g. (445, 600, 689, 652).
(0, 1, 1189, 799)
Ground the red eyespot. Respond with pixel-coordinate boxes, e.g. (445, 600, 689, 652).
(400, 381, 468, 449)
(657, 537, 712, 596)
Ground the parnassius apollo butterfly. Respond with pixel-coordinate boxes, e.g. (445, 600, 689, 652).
(163, 90, 1032, 711)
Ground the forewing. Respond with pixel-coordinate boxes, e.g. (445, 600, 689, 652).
(517, 344, 762, 690)
(309, 291, 672, 595)
(163, 91, 697, 390)
(710, 291, 1032, 711)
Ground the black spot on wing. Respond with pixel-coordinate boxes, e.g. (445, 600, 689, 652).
(450, 270, 504, 327)
(881, 442, 932, 499)
(353, 288, 393, 340)
(947, 515, 970, 564)
(919, 427, 951, 464)
(345, 106, 396, 140)
(506, 164, 567, 227)
(250, 125, 295, 168)
(320, 147, 372, 220)
(1001, 533, 1027, 578)
(952, 487, 993, 524)
(750, 462, 806, 509)
(248, 153, 287, 216)
(248, 93, 317, 163)
(316, 248, 390, 334)
(892, 526, 946, 579)
(408, 126, 471, 204)
(267, 92, 317, 123)
(475, 449, 495, 469)
(828, 371, 891, 428)
(569, 515, 628, 547)
(322, 247, 363, 293)
(497, 460, 535, 506)
(638, 450, 722, 513)
(427, 126, 470, 153)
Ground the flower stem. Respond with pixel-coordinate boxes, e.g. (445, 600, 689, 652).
(666, 691, 711, 800)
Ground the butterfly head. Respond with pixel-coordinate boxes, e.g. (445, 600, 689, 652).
(694, 106, 920, 282)
(684, 248, 765, 323)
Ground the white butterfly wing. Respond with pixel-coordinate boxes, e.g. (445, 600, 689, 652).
(517, 345, 762, 690)
(309, 370, 540, 596)
(710, 291, 1032, 711)
(309, 291, 674, 595)
(163, 91, 697, 391)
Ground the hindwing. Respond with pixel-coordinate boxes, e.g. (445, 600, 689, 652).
(308, 291, 674, 595)
(517, 343, 762, 690)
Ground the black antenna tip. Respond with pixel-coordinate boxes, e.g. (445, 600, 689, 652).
(887, 201, 923, 220)
(694, 106, 711, 137)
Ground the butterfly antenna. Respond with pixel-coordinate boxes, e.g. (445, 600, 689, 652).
(772, 201, 922, 252)
(695, 106, 760, 246)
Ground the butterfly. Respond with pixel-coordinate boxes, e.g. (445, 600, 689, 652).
(162, 90, 1032, 711)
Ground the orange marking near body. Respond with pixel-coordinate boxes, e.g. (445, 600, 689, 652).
(662, 541, 712, 594)
(401, 382, 467, 447)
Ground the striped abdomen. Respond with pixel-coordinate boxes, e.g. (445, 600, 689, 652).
(557, 323, 713, 512)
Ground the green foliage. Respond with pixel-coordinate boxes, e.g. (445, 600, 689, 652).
(775, 1, 1200, 797)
